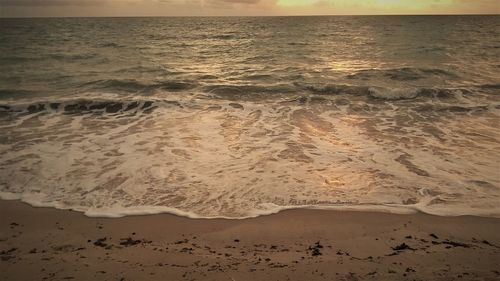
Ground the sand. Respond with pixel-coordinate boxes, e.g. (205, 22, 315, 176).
(0, 200, 499, 281)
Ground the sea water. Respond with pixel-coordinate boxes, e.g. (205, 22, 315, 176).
(0, 16, 499, 218)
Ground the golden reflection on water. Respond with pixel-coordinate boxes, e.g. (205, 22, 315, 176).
(329, 59, 374, 72)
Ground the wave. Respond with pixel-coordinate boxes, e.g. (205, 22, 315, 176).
(346, 67, 459, 81)
(205, 83, 475, 102)
(0, 89, 41, 97)
(97, 42, 125, 48)
(0, 98, 177, 115)
(80, 79, 198, 93)
(298, 83, 471, 101)
(48, 53, 98, 61)
(0, 86, 487, 116)
(0, 78, 490, 117)
(0, 55, 45, 63)
(201, 84, 297, 99)
(366, 86, 469, 100)
(0, 72, 477, 102)
(478, 83, 500, 90)
(298, 83, 371, 96)
(113, 66, 167, 74)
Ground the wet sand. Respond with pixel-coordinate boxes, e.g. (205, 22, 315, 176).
(1, 200, 499, 281)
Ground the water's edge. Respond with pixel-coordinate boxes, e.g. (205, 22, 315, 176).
(2, 192, 499, 220)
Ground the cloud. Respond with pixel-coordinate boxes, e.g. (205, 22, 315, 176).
(220, 0, 260, 4)
(0, 0, 103, 6)
(149, 0, 260, 5)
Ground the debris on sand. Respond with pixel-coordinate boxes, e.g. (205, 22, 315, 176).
(308, 241, 324, 256)
(442, 240, 470, 248)
(0, 248, 17, 261)
(119, 238, 142, 247)
(93, 238, 109, 248)
(429, 234, 439, 239)
(391, 243, 415, 251)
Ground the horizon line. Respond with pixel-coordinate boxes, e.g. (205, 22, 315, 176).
(1, 13, 499, 19)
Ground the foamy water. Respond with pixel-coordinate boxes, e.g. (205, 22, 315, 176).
(0, 16, 499, 218)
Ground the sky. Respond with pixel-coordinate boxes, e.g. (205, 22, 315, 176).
(0, 0, 498, 17)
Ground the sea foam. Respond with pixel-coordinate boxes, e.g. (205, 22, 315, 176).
(1, 90, 498, 219)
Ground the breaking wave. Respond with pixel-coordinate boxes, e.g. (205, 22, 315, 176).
(346, 67, 459, 81)
(0, 88, 498, 219)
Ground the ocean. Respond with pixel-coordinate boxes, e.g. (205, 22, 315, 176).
(0, 16, 499, 218)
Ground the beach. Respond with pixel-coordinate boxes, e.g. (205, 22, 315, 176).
(1, 15, 499, 281)
(1, 200, 499, 281)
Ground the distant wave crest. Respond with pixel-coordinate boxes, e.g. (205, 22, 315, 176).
(346, 67, 459, 81)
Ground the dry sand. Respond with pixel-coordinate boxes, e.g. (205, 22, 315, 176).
(0, 200, 499, 281)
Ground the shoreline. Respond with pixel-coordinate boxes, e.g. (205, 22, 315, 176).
(1, 200, 499, 280)
(2, 195, 499, 220)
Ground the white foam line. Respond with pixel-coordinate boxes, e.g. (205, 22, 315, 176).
(1, 192, 499, 220)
